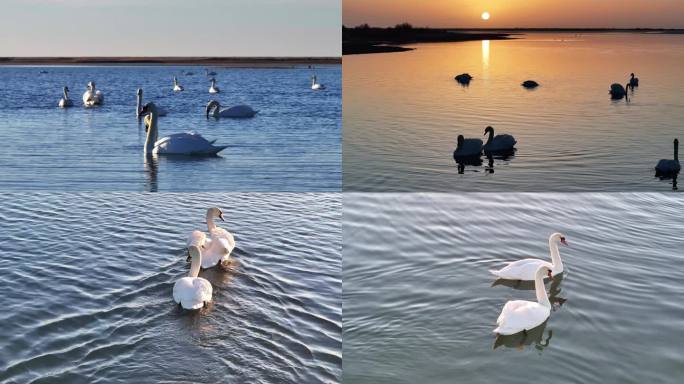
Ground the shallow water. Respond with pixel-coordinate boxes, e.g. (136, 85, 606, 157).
(343, 193, 684, 383)
(0, 65, 341, 192)
(343, 33, 684, 192)
(0, 193, 341, 383)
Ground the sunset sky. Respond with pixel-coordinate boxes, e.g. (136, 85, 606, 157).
(344, 0, 684, 28)
(0, 0, 340, 56)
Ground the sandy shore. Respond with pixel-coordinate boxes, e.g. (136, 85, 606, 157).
(0, 57, 340, 67)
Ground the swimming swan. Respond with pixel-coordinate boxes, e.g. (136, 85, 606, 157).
(82, 81, 104, 107)
(140, 103, 227, 156)
(609, 83, 630, 100)
(173, 241, 212, 310)
(629, 73, 639, 88)
(58, 86, 73, 108)
(136, 89, 167, 118)
(522, 80, 539, 89)
(311, 75, 326, 90)
(494, 265, 553, 335)
(490, 233, 568, 280)
(173, 77, 184, 92)
(206, 69, 217, 76)
(455, 73, 473, 85)
(453, 135, 483, 158)
(206, 100, 258, 119)
(209, 78, 220, 94)
(655, 138, 681, 176)
(187, 207, 236, 269)
(483, 126, 517, 153)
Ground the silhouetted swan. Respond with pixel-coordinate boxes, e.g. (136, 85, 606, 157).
(453, 135, 483, 159)
(490, 233, 567, 280)
(140, 103, 227, 156)
(483, 126, 517, 153)
(58, 86, 73, 108)
(629, 73, 639, 88)
(173, 241, 212, 310)
(206, 100, 258, 118)
(522, 80, 539, 89)
(655, 139, 681, 176)
(494, 266, 553, 335)
(173, 76, 184, 92)
(82, 81, 104, 107)
(609, 83, 630, 100)
(209, 78, 220, 94)
(187, 207, 236, 269)
(454, 73, 473, 85)
(136, 89, 167, 118)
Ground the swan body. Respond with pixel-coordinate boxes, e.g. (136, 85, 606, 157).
(311, 75, 326, 90)
(58, 86, 73, 108)
(173, 242, 212, 310)
(494, 266, 553, 335)
(206, 100, 258, 118)
(655, 139, 681, 175)
(455, 73, 473, 85)
(483, 126, 517, 153)
(187, 207, 235, 269)
(136, 89, 167, 118)
(609, 83, 629, 100)
(490, 233, 567, 280)
(209, 78, 220, 94)
(453, 135, 483, 158)
(173, 77, 184, 92)
(82, 81, 104, 107)
(630, 73, 639, 88)
(140, 103, 227, 156)
(522, 80, 539, 89)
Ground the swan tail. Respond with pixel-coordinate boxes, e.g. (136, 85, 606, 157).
(210, 145, 228, 155)
(489, 269, 502, 277)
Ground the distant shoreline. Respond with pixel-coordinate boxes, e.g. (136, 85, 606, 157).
(0, 57, 341, 67)
(343, 26, 684, 55)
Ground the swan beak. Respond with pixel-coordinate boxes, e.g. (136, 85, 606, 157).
(219, 213, 225, 222)
(547, 270, 553, 278)
(560, 238, 568, 246)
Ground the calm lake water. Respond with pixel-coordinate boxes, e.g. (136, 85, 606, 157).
(343, 193, 684, 383)
(0, 193, 341, 383)
(343, 33, 684, 192)
(0, 65, 341, 192)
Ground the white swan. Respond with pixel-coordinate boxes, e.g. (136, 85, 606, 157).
(187, 207, 236, 269)
(173, 76, 184, 92)
(136, 89, 167, 118)
(311, 75, 326, 90)
(483, 126, 517, 153)
(494, 265, 552, 335)
(206, 100, 258, 119)
(629, 73, 639, 88)
(173, 241, 212, 310)
(490, 233, 567, 280)
(82, 81, 104, 107)
(453, 135, 483, 158)
(655, 138, 681, 175)
(140, 103, 227, 156)
(609, 83, 630, 100)
(58, 86, 73, 108)
(209, 78, 220, 94)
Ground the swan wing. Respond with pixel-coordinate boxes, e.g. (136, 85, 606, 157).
(219, 105, 257, 118)
(154, 132, 224, 155)
(201, 228, 235, 268)
(173, 277, 212, 309)
(490, 259, 551, 280)
(495, 301, 549, 335)
(187, 230, 207, 248)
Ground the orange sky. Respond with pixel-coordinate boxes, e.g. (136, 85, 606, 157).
(343, 0, 684, 28)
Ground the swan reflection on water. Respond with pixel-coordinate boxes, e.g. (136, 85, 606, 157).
(494, 321, 553, 351)
(144, 155, 158, 192)
(453, 150, 516, 175)
(492, 273, 567, 310)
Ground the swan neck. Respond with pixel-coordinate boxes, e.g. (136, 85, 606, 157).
(206, 210, 217, 231)
(144, 114, 158, 154)
(136, 93, 142, 117)
(535, 270, 551, 308)
(486, 129, 493, 145)
(63, 88, 69, 99)
(549, 237, 563, 272)
(675, 140, 679, 161)
(188, 246, 201, 278)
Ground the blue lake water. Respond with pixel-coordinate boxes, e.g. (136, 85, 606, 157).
(0, 193, 341, 383)
(343, 193, 684, 383)
(0, 65, 341, 192)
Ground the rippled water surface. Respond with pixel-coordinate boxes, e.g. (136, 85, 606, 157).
(343, 193, 684, 383)
(344, 33, 684, 192)
(0, 193, 340, 383)
(0, 65, 341, 191)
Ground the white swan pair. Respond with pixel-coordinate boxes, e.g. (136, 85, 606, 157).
(173, 207, 236, 310)
(82, 81, 104, 107)
(140, 103, 226, 156)
(491, 233, 568, 335)
(206, 100, 258, 119)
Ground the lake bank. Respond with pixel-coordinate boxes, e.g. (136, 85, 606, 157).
(0, 56, 341, 67)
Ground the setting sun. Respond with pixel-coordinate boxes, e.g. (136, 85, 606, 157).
(481, 11, 490, 21)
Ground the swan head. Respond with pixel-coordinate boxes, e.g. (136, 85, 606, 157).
(136, 88, 143, 96)
(139, 102, 157, 117)
(456, 135, 465, 148)
(484, 126, 494, 136)
(630, 73, 635, 78)
(87, 81, 95, 90)
(207, 207, 225, 222)
(206, 100, 220, 118)
(63, 86, 69, 93)
(536, 265, 553, 280)
(550, 232, 568, 246)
